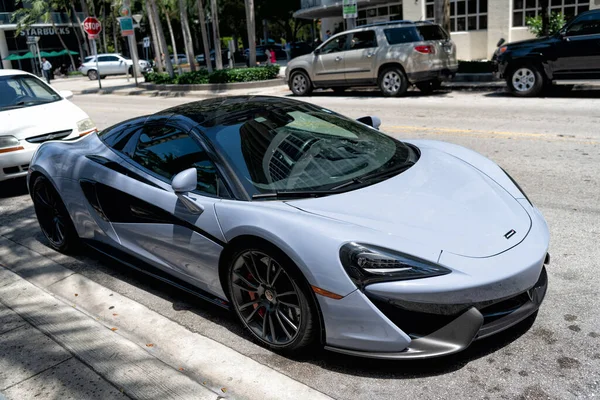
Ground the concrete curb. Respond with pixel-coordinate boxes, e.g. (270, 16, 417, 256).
(140, 78, 285, 92)
(0, 236, 332, 400)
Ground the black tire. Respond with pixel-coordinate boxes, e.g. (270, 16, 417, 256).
(507, 64, 545, 97)
(87, 70, 98, 80)
(289, 70, 313, 96)
(378, 67, 408, 97)
(415, 79, 441, 94)
(227, 242, 318, 354)
(31, 176, 79, 253)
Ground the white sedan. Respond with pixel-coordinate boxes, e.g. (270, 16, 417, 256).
(0, 70, 96, 182)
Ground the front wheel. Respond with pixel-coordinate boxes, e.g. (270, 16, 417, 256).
(87, 70, 98, 80)
(378, 67, 408, 97)
(31, 176, 79, 253)
(290, 71, 313, 96)
(228, 246, 318, 354)
(508, 65, 545, 97)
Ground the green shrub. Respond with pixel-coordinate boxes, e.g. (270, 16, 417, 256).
(458, 60, 493, 74)
(526, 12, 566, 38)
(145, 65, 280, 85)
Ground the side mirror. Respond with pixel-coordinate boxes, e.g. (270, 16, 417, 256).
(496, 38, 505, 47)
(172, 168, 197, 193)
(59, 90, 74, 100)
(357, 116, 382, 130)
(314, 48, 321, 56)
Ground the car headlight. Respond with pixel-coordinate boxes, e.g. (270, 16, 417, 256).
(501, 168, 532, 206)
(339, 242, 451, 287)
(77, 118, 96, 134)
(0, 136, 22, 153)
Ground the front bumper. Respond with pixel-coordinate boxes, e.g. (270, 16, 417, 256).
(325, 266, 548, 359)
(0, 146, 36, 182)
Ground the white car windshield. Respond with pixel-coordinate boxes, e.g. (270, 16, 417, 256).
(0, 75, 61, 111)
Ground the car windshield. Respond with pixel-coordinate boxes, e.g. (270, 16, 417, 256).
(200, 102, 417, 198)
(0, 75, 61, 111)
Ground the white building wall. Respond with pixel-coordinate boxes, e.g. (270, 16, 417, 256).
(451, 31, 488, 60)
(591, 0, 600, 8)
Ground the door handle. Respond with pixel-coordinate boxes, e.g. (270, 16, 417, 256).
(335, 56, 342, 62)
(367, 53, 374, 58)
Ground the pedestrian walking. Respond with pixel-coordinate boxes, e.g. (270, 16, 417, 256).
(285, 41, 292, 62)
(41, 57, 52, 83)
(269, 46, 277, 65)
(325, 30, 332, 40)
(265, 47, 272, 66)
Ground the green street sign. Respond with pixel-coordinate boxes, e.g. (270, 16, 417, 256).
(343, 0, 357, 18)
(118, 17, 134, 37)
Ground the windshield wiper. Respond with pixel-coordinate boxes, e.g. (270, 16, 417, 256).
(329, 162, 415, 191)
(252, 190, 334, 200)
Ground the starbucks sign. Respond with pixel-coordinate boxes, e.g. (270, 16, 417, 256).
(342, 0, 358, 19)
(19, 27, 72, 36)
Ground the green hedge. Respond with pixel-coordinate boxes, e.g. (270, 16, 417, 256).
(145, 65, 280, 85)
(458, 61, 493, 74)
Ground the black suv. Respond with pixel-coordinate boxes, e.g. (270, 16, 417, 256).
(493, 9, 600, 97)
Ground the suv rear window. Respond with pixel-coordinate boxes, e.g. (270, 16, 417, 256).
(384, 25, 449, 45)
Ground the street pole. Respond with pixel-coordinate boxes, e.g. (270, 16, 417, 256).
(92, 38, 101, 89)
(128, 35, 139, 86)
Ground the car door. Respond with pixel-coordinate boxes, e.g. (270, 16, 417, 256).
(113, 56, 128, 74)
(89, 120, 229, 298)
(343, 30, 379, 83)
(552, 12, 600, 79)
(96, 56, 111, 75)
(312, 33, 351, 85)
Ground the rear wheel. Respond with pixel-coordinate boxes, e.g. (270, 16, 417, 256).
(378, 67, 408, 97)
(290, 71, 313, 96)
(87, 70, 98, 80)
(507, 65, 544, 97)
(31, 176, 78, 253)
(227, 245, 318, 354)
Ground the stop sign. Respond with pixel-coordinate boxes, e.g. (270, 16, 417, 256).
(82, 17, 102, 36)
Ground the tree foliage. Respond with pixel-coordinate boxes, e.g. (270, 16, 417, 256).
(526, 12, 566, 38)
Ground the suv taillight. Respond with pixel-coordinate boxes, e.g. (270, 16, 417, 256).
(414, 45, 435, 54)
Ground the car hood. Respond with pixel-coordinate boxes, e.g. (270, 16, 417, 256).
(286, 147, 531, 258)
(289, 53, 314, 65)
(0, 99, 88, 140)
(505, 36, 553, 48)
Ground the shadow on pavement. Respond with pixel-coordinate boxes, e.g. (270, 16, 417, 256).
(288, 89, 454, 99)
(0, 179, 28, 199)
(485, 87, 600, 99)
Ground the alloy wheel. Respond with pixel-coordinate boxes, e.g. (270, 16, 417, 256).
(230, 250, 302, 346)
(383, 71, 402, 94)
(88, 70, 98, 80)
(292, 74, 308, 95)
(32, 179, 68, 248)
(512, 68, 536, 92)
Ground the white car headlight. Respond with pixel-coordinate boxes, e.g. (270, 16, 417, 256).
(0, 136, 21, 152)
(76, 118, 96, 134)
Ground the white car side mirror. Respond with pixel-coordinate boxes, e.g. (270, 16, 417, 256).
(172, 168, 197, 193)
(59, 90, 74, 100)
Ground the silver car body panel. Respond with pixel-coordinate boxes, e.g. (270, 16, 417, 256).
(28, 108, 549, 359)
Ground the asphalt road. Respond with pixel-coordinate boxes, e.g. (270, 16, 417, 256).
(1, 88, 599, 399)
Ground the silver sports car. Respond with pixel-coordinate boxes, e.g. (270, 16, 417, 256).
(28, 96, 549, 359)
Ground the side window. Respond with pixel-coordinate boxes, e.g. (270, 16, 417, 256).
(349, 31, 377, 50)
(320, 34, 350, 54)
(129, 124, 219, 196)
(106, 56, 120, 62)
(566, 14, 600, 37)
(384, 27, 421, 45)
(97, 56, 110, 63)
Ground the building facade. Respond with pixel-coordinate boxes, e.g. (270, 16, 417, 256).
(295, 0, 600, 60)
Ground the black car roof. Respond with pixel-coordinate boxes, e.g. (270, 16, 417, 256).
(157, 96, 310, 127)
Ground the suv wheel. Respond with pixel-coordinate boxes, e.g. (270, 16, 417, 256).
(87, 70, 98, 80)
(379, 67, 408, 97)
(508, 65, 544, 97)
(290, 71, 313, 96)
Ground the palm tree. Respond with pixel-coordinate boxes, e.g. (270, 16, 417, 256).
(209, 0, 223, 69)
(145, 0, 164, 72)
(244, 0, 256, 67)
(196, 0, 212, 72)
(178, 0, 197, 71)
(147, 0, 174, 76)
(161, 0, 180, 72)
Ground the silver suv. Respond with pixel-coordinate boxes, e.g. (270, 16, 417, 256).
(286, 21, 458, 97)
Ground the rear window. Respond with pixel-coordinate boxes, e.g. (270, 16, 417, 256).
(384, 25, 449, 45)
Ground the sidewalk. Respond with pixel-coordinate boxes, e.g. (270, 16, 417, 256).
(0, 235, 332, 400)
